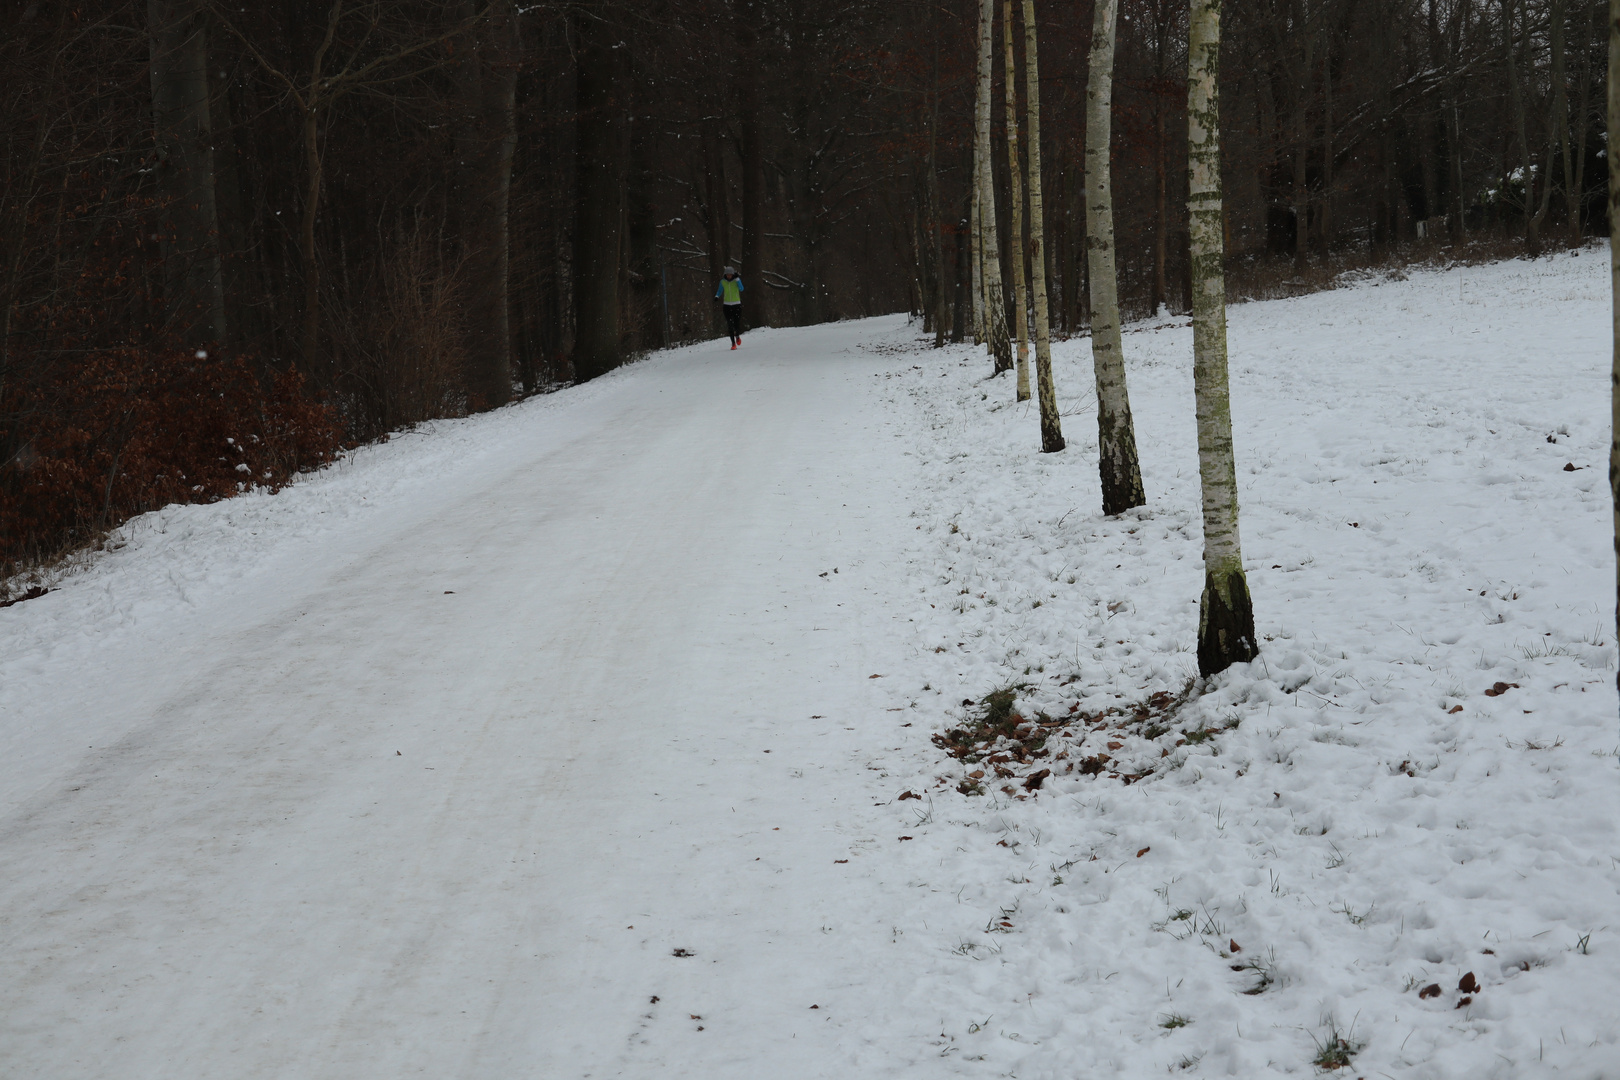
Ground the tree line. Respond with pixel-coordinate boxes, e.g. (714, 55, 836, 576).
(1, 0, 1607, 578)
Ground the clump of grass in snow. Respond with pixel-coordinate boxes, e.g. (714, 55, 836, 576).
(1239, 948, 1279, 995)
(1332, 900, 1373, 925)
(1309, 1015, 1363, 1070)
(1518, 639, 1573, 660)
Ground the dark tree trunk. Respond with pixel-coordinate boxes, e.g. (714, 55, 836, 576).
(572, 7, 630, 382)
(1153, 101, 1169, 311)
(929, 35, 947, 348)
(626, 115, 662, 350)
(702, 121, 730, 335)
(952, 189, 971, 342)
(1064, 144, 1085, 331)
(738, 4, 766, 329)
(148, 0, 225, 346)
(454, 0, 519, 409)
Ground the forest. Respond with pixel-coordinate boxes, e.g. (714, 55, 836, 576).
(4, 3, 1619, 1072)
(0, 0, 1607, 573)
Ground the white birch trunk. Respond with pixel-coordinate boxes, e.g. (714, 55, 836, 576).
(1084, 0, 1146, 513)
(1608, 0, 1619, 704)
(1002, 0, 1031, 402)
(1022, 0, 1063, 452)
(976, 0, 1012, 373)
(1188, 0, 1257, 675)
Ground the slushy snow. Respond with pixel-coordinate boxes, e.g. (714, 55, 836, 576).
(0, 249, 1615, 1078)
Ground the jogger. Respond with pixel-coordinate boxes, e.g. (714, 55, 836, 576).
(715, 267, 744, 349)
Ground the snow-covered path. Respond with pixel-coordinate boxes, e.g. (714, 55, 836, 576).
(0, 325, 927, 1078)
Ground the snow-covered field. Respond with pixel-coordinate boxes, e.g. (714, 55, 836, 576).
(1, 249, 1616, 1078)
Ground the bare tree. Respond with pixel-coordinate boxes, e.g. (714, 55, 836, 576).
(1188, 0, 1257, 675)
(737, 1, 768, 330)
(148, 0, 225, 345)
(927, 37, 949, 349)
(1504, 0, 1553, 252)
(215, 0, 489, 370)
(1002, 0, 1031, 401)
(1022, 0, 1062, 452)
(452, 0, 520, 407)
(976, 0, 1012, 373)
(573, 2, 631, 381)
(1084, 0, 1146, 510)
(971, 183, 984, 343)
(1608, 0, 1619, 704)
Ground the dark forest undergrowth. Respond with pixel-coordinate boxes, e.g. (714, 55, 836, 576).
(2, 231, 1579, 603)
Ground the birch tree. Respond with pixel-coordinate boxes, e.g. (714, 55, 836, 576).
(1022, 0, 1063, 452)
(976, 0, 1012, 374)
(1084, 0, 1146, 512)
(1188, 0, 1257, 675)
(1608, 0, 1619, 702)
(1002, 0, 1031, 402)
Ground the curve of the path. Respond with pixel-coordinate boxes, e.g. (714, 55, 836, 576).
(0, 318, 928, 1079)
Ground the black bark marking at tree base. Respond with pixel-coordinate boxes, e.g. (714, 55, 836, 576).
(1099, 440, 1145, 516)
(1198, 569, 1257, 676)
(993, 341, 1015, 374)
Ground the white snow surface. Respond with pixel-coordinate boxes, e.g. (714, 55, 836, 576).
(3, 250, 1617, 1078)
